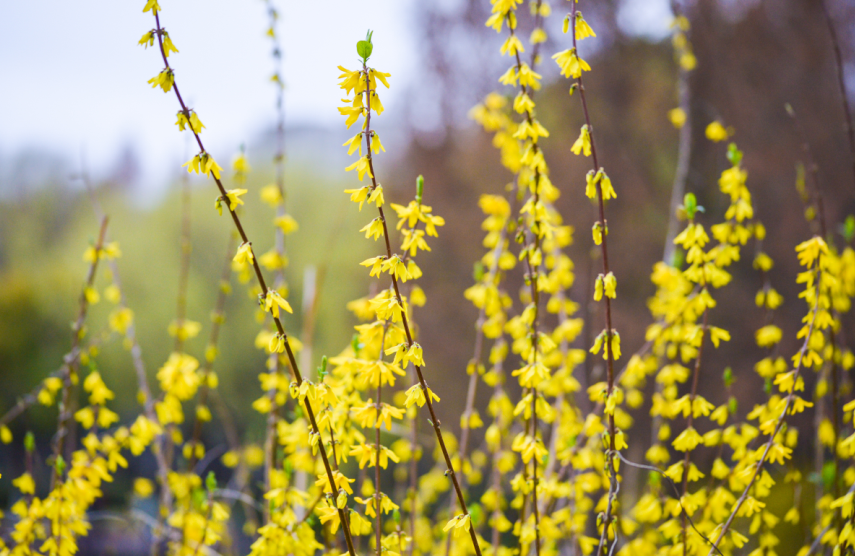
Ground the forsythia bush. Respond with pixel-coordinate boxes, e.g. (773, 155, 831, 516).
(1, 1, 854, 556)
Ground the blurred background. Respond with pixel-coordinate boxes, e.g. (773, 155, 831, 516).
(1, 0, 855, 548)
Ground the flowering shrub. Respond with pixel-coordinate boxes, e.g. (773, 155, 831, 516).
(1, 1, 855, 556)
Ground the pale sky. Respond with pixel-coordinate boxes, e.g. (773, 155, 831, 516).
(0, 0, 671, 195)
(0, 0, 415, 192)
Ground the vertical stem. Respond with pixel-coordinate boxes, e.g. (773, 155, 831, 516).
(359, 61, 483, 556)
(820, 0, 855, 194)
(147, 10, 357, 554)
(663, 19, 693, 265)
(51, 217, 109, 489)
(707, 265, 822, 555)
(375, 378, 383, 556)
(681, 287, 708, 556)
(569, 2, 619, 552)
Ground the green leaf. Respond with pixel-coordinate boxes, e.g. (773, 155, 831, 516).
(357, 29, 374, 60)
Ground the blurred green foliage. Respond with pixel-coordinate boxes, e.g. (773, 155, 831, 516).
(0, 163, 370, 448)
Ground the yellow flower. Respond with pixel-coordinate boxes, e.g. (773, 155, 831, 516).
(386, 342, 425, 368)
(668, 107, 687, 129)
(139, 30, 156, 48)
(337, 65, 362, 94)
(233, 242, 254, 265)
(142, 0, 160, 13)
(134, 478, 154, 498)
(371, 132, 385, 154)
(260, 184, 282, 206)
(403, 383, 440, 408)
(443, 514, 472, 537)
(603, 272, 617, 299)
(552, 48, 591, 79)
(345, 156, 373, 182)
(274, 214, 299, 234)
(500, 35, 524, 57)
(360, 255, 386, 277)
(575, 12, 596, 40)
(264, 289, 293, 318)
(755, 325, 782, 348)
(705, 121, 729, 142)
(585, 170, 599, 199)
(12, 473, 35, 495)
(517, 63, 542, 90)
(709, 326, 731, 348)
(200, 152, 223, 179)
(343, 132, 363, 156)
(571, 125, 592, 156)
(223, 188, 247, 211)
(162, 32, 179, 57)
(232, 154, 251, 183)
(147, 69, 174, 93)
(369, 68, 391, 90)
(795, 236, 827, 268)
(513, 92, 535, 114)
(672, 427, 703, 452)
(184, 152, 223, 179)
(108, 308, 134, 335)
(175, 110, 205, 134)
(360, 217, 385, 241)
(382, 255, 412, 282)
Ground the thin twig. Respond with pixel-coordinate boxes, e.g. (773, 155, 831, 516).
(146, 9, 357, 554)
(705, 263, 823, 555)
(359, 60, 483, 556)
(819, 0, 855, 193)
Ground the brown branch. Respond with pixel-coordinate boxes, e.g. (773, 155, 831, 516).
(705, 263, 823, 555)
(146, 10, 357, 554)
(359, 61, 483, 556)
(567, 1, 619, 552)
(51, 216, 109, 488)
(820, 0, 855, 194)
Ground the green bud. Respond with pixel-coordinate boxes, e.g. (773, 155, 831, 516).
(722, 366, 733, 388)
(357, 29, 374, 61)
(728, 396, 738, 415)
(822, 461, 837, 489)
(193, 486, 207, 507)
(681, 193, 703, 220)
(393, 509, 402, 525)
(764, 377, 772, 395)
(672, 248, 685, 269)
(473, 261, 485, 282)
(468, 503, 482, 526)
(726, 143, 743, 166)
(416, 175, 424, 204)
(55, 455, 66, 476)
(318, 355, 328, 377)
(843, 215, 855, 243)
(648, 470, 661, 488)
(24, 431, 35, 453)
(351, 334, 361, 356)
(206, 471, 217, 492)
